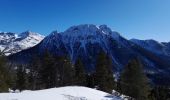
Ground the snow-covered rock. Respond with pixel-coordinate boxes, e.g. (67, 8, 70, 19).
(0, 86, 122, 100)
(0, 31, 44, 55)
(39, 24, 128, 70)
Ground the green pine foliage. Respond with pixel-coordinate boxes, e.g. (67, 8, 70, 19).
(120, 58, 150, 100)
(149, 86, 170, 100)
(0, 52, 11, 92)
(59, 57, 75, 86)
(86, 73, 95, 88)
(95, 51, 115, 93)
(27, 56, 41, 90)
(74, 58, 86, 86)
(15, 65, 28, 91)
(0, 48, 169, 100)
(31, 51, 75, 89)
(38, 51, 56, 89)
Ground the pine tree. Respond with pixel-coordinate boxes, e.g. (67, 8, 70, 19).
(95, 51, 115, 93)
(15, 65, 27, 91)
(74, 58, 86, 86)
(86, 73, 95, 88)
(36, 50, 76, 89)
(38, 51, 56, 89)
(59, 57, 75, 86)
(28, 56, 41, 90)
(0, 51, 11, 92)
(149, 86, 170, 100)
(120, 58, 150, 100)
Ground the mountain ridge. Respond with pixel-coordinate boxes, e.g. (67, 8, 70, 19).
(0, 31, 44, 55)
(8, 24, 170, 85)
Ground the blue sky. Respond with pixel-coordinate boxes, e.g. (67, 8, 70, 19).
(0, 0, 170, 42)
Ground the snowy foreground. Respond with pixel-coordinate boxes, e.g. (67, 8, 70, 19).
(0, 86, 123, 100)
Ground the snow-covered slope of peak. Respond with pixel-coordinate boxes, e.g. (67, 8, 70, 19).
(59, 24, 123, 49)
(0, 32, 16, 43)
(37, 24, 132, 70)
(99, 25, 120, 38)
(0, 31, 44, 55)
(62, 24, 120, 38)
(0, 86, 122, 100)
(130, 39, 170, 56)
(131, 39, 163, 46)
(19, 31, 44, 40)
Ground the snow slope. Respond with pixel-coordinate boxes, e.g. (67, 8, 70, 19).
(131, 39, 170, 56)
(0, 31, 44, 55)
(0, 86, 122, 100)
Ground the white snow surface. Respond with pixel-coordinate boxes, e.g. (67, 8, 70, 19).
(0, 86, 122, 100)
(0, 31, 44, 55)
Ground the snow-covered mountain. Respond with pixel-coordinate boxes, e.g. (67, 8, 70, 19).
(0, 86, 124, 100)
(131, 39, 170, 57)
(0, 31, 44, 55)
(9, 24, 170, 85)
(39, 24, 133, 70)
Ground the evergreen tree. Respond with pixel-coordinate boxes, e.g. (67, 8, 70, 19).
(86, 73, 95, 88)
(15, 65, 27, 91)
(36, 50, 76, 89)
(149, 86, 170, 100)
(74, 58, 86, 86)
(38, 51, 56, 89)
(95, 51, 115, 93)
(59, 57, 75, 86)
(28, 56, 41, 90)
(120, 58, 150, 100)
(0, 51, 11, 92)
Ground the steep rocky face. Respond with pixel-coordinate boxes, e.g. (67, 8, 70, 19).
(9, 24, 170, 85)
(0, 31, 44, 55)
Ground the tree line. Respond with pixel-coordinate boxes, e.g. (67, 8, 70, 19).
(0, 51, 169, 100)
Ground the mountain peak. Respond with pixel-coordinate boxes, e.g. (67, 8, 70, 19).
(50, 30, 58, 36)
(19, 30, 38, 37)
(99, 24, 120, 38)
(60, 24, 120, 39)
(65, 24, 97, 32)
(18, 31, 44, 41)
(99, 24, 108, 29)
(0, 32, 16, 36)
(0, 31, 44, 55)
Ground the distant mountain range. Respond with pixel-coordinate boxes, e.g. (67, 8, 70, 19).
(6, 24, 170, 85)
(0, 31, 44, 55)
